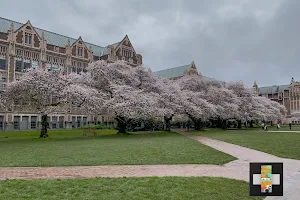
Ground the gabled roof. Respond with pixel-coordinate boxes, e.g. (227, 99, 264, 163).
(0, 17, 120, 57)
(153, 64, 191, 79)
(258, 84, 290, 95)
(153, 62, 216, 82)
(102, 41, 120, 55)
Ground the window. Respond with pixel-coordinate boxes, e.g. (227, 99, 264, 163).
(15, 58, 22, 72)
(31, 116, 37, 129)
(77, 47, 83, 57)
(16, 49, 23, 58)
(0, 77, 6, 89)
(60, 58, 65, 65)
(32, 52, 39, 61)
(23, 60, 31, 72)
(24, 32, 32, 45)
(47, 55, 52, 63)
(52, 64, 59, 71)
(32, 60, 39, 70)
(76, 62, 82, 74)
(24, 51, 31, 59)
(0, 46, 7, 54)
(46, 63, 52, 72)
(122, 49, 132, 57)
(55, 46, 59, 52)
(53, 57, 58, 65)
(0, 55, 6, 70)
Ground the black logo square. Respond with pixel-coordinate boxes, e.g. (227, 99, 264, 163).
(249, 162, 283, 196)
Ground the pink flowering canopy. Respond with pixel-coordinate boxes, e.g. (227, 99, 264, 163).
(84, 61, 162, 121)
(4, 68, 100, 115)
(2, 60, 287, 130)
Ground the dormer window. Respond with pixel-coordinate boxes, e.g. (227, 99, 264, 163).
(24, 32, 32, 45)
(77, 47, 83, 57)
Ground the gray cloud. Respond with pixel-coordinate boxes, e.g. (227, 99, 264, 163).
(1, 0, 298, 87)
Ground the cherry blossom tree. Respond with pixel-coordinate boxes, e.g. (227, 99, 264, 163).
(84, 60, 162, 134)
(226, 81, 255, 128)
(291, 110, 300, 122)
(4, 68, 98, 138)
(247, 96, 286, 124)
(176, 75, 240, 129)
(155, 78, 185, 131)
(182, 90, 216, 130)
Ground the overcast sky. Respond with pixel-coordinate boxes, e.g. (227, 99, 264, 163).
(1, 0, 299, 87)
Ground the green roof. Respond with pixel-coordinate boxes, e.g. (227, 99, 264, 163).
(154, 64, 191, 78)
(0, 17, 120, 57)
(153, 63, 215, 81)
(258, 84, 290, 95)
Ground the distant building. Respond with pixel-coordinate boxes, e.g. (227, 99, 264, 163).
(253, 78, 300, 123)
(154, 61, 214, 81)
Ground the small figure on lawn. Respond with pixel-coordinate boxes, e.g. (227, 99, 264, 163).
(261, 122, 265, 131)
(264, 125, 268, 131)
(289, 123, 292, 130)
(277, 123, 280, 130)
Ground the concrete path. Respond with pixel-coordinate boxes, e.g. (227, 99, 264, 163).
(179, 131, 300, 200)
(267, 131, 300, 133)
(1, 130, 300, 199)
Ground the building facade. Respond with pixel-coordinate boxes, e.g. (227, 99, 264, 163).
(253, 78, 300, 123)
(0, 17, 143, 131)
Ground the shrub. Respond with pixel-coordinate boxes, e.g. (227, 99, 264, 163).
(81, 124, 108, 129)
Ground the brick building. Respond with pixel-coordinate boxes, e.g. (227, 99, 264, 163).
(0, 16, 143, 131)
(253, 78, 300, 123)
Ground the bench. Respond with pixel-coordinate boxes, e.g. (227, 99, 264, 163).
(82, 128, 97, 137)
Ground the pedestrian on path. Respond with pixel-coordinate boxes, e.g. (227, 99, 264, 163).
(277, 123, 280, 130)
(261, 122, 265, 131)
(289, 123, 292, 130)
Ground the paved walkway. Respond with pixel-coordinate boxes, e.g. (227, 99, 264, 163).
(179, 131, 300, 200)
(1, 130, 300, 199)
(267, 130, 300, 133)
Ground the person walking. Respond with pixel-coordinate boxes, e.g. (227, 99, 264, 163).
(264, 124, 268, 131)
(289, 123, 292, 130)
(277, 123, 280, 130)
(261, 122, 265, 131)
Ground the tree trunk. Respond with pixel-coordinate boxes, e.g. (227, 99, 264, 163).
(221, 119, 227, 130)
(164, 115, 173, 132)
(217, 117, 222, 128)
(237, 120, 242, 129)
(115, 116, 129, 135)
(192, 118, 202, 131)
(250, 120, 254, 128)
(40, 114, 49, 138)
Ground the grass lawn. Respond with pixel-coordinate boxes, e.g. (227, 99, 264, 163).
(192, 128, 300, 160)
(0, 177, 263, 200)
(0, 129, 235, 167)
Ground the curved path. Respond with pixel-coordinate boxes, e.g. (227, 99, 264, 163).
(1, 130, 300, 199)
(179, 131, 300, 200)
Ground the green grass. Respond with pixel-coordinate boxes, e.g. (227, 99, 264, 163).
(0, 177, 263, 200)
(192, 128, 300, 160)
(0, 129, 235, 167)
(265, 124, 300, 131)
